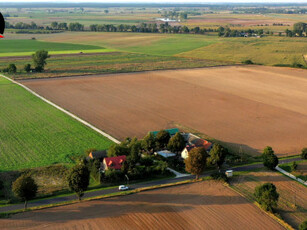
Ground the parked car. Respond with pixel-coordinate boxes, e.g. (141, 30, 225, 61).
(118, 185, 129, 191)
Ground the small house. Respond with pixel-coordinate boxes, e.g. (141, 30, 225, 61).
(88, 150, 107, 160)
(181, 145, 196, 159)
(102, 155, 126, 171)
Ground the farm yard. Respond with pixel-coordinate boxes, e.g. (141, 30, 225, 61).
(20, 65, 307, 157)
(0, 77, 113, 171)
(0, 181, 285, 230)
(231, 169, 307, 229)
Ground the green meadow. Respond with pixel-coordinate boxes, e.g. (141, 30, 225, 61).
(0, 77, 113, 171)
(0, 39, 105, 56)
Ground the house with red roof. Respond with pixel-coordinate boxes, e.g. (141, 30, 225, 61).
(102, 155, 126, 171)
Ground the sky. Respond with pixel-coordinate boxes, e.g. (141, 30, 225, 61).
(3, 0, 307, 3)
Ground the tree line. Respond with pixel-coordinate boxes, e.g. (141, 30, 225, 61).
(285, 22, 307, 37)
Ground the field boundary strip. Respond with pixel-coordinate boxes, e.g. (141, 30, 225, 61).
(275, 166, 307, 186)
(0, 74, 120, 144)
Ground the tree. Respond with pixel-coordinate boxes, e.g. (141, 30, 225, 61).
(254, 183, 279, 212)
(185, 147, 208, 179)
(32, 50, 50, 72)
(8, 64, 17, 73)
(24, 64, 31, 73)
(167, 132, 185, 153)
(51, 21, 58, 30)
(142, 132, 156, 153)
(156, 130, 171, 149)
(262, 146, 278, 170)
(12, 175, 38, 210)
(104, 10, 109, 14)
(301, 148, 307, 159)
(208, 143, 228, 171)
(299, 220, 307, 230)
(67, 164, 90, 201)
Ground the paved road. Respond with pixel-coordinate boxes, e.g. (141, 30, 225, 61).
(0, 157, 301, 213)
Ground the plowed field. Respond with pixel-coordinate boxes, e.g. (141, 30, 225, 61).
(20, 66, 307, 156)
(1, 181, 284, 230)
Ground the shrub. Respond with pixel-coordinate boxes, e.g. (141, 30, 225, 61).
(104, 169, 123, 183)
(24, 64, 31, 73)
(242, 59, 254, 64)
(8, 64, 17, 73)
(210, 172, 228, 182)
(254, 183, 279, 212)
(301, 148, 307, 159)
(291, 161, 298, 171)
(299, 220, 307, 230)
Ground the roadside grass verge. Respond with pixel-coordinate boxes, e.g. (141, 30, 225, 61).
(279, 160, 307, 181)
(0, 177, 198, 218)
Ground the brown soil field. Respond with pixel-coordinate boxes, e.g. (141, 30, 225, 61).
(231, 170, 307, 229)
(20, 66, 307, 156)
(1, 181, 285, 230)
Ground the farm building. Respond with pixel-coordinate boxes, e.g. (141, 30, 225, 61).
(155, 150, 176, 158)
(102, 155, 126, 171)
(88, 150, 107, 160)
(181, 139, 213, 159)
(150, 128, 179, 137)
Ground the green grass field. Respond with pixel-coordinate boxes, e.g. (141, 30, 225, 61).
(0, 52, 228, 79)
(0, 77, 114, 171)
(34, 32, 307, 66)
(0, 39, 105, 56)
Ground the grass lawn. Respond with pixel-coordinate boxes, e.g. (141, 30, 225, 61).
(0, 77, 114, 171)
(0, 39, 105, 56)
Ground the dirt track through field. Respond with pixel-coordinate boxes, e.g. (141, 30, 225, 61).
(1, 181, 285, 230)
(20, 66, 307, 156)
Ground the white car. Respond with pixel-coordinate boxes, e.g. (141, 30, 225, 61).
(118, 185, 129, 191)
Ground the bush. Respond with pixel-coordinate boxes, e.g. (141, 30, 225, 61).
(140, 156, 154, 167)
(242, 60, 254, 64)
(104, 169, 123, 183)
(299, 220, 307, 230)
(210, 172, 228, 182)
(8, 64, 17, 73)
(291, 161, 298, 171)
(254, 183, 279, 212)
(24, 64, 31, 73)
(301, 148, 307, 159)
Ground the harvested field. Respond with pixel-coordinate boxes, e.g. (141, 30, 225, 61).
(0, 181, 285, 230)
(231, 169, 307, 229)
(20, 66, 307, 156)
